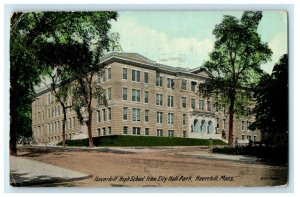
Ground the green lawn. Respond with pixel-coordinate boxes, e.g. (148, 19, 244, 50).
(57, 135, 226, 147)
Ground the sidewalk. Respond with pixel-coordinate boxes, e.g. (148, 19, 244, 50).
(10, 156, 90, 187)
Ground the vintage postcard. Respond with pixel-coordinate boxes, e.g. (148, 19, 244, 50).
(9, 10, 288, 188)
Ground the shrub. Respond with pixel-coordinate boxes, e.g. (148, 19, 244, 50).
(57, 135, 226, 147)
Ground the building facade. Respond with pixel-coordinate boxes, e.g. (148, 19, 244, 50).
(32, 52, 260, 145)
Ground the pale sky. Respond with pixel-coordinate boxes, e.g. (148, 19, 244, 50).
(110, 11, 288, 74)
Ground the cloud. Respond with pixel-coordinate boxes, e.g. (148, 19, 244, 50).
(111, 15, 214, 69)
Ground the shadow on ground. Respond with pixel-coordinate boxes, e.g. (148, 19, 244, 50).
(10, 170, 91, 187)
(18, 146, 134, 158)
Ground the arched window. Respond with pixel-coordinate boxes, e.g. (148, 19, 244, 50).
(200, 120, 206, 132)
(193, 119, 200, 132)
(207, 120, 214, 133)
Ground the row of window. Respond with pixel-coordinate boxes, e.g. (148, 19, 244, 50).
(122, 68, 198, 91)
(122, 126, 184, 137)
(122, 87, 215, 110)
(122, 107, 187, 125)
(34, 117, 75, 137)
(41, 133, 74, 143)
(241, 120, 252, 131)
(241, 135, 257, 142)
(96, 108, 112, 122)
(96, 67, 112, 83)
(97, 127, 112, 136)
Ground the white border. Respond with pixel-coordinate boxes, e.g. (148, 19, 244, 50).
(1, 1, 298, 195)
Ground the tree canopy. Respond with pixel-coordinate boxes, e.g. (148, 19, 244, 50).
(203, 11, 272, 147)
(250, 54, 288, 145)
(10, 11, 119, 155)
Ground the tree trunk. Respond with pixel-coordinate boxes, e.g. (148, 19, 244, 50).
(62, 107, 66, 148)
(9, 86, 18, 156)
(87, 109, 94, 148)
(228, 97, 235, 147)
(10, 123, 17, 156)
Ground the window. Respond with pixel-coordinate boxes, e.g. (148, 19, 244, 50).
(97, 110, 101, 122)
(167, 95, 174, 107)
(216, 118, 219, 128)
(144, 91, 149, 103)
(207, 100, 211, 111)
(207, 121, 213, 133)
(107, 87, 112, 100)
(97, 128, 101, 136)
(182, 97, 187, 108)
(108, 127, 112, 135)
(122, 87, 128, 100)
(102, 109, 106, 121)
(103, 128, 106, 136)
(108, 67, 111, 80)
(102, 70, 106, 82)
(254, 136, 257, 142)
(145, 128, 150, 136)
(242, 135, 245, 140)
(145, 110, 149, 122)
(191, 81, 197, 92)
(132, 89, 141, 102)
(242, 121, 245, 130)
(223, 119, 226, 129)
(157, 129, 163, 137)
(168, 113, 174, 125)
(181, 80, 187, 90)
(156, 94, 163, 106)
(167, 78, 174, 89)
(247, 135, 251, 141)
(69, 118, 72, 129)
(200, 120, 206, 132)
(132, 127, 141, 135)
(168, 130, 174, 137)
(123, 107, 128, 120)
(132, 70, 140, 82)
(156, 73, 163, 87)
(191, 98, 195, 109)
(132, 108, 141, 122)
(157, 112, 163, 123)
(48, 94, 51, 105)
(183, 131, 187, 138)
(144, 72, 149, 83)
(97, 72, 101, 83)
(108, 107, 111, 120)
(123, 126, 128, 135)
(199, 100, 204, 110)
(247, 121, 251, 130)
(122, 68, 128, 80)
(182, 114, 187, 125)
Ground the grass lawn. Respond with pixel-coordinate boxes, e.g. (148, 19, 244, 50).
(57, 135, 226, 147)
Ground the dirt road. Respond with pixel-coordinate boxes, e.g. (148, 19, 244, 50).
(16, 146, 288, 187)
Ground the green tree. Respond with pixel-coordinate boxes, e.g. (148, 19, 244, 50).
(250, 54, 288, 146)
(71, 35, 121, 147)
(38, 43, 93, 148)
(203, 11, 272, 147)
(36, 12, 120, 148)
(10, 12, 119, 155)
(10, 13, 48, 155)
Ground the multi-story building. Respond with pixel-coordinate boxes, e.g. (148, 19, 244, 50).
(32, 52, 260, 145)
